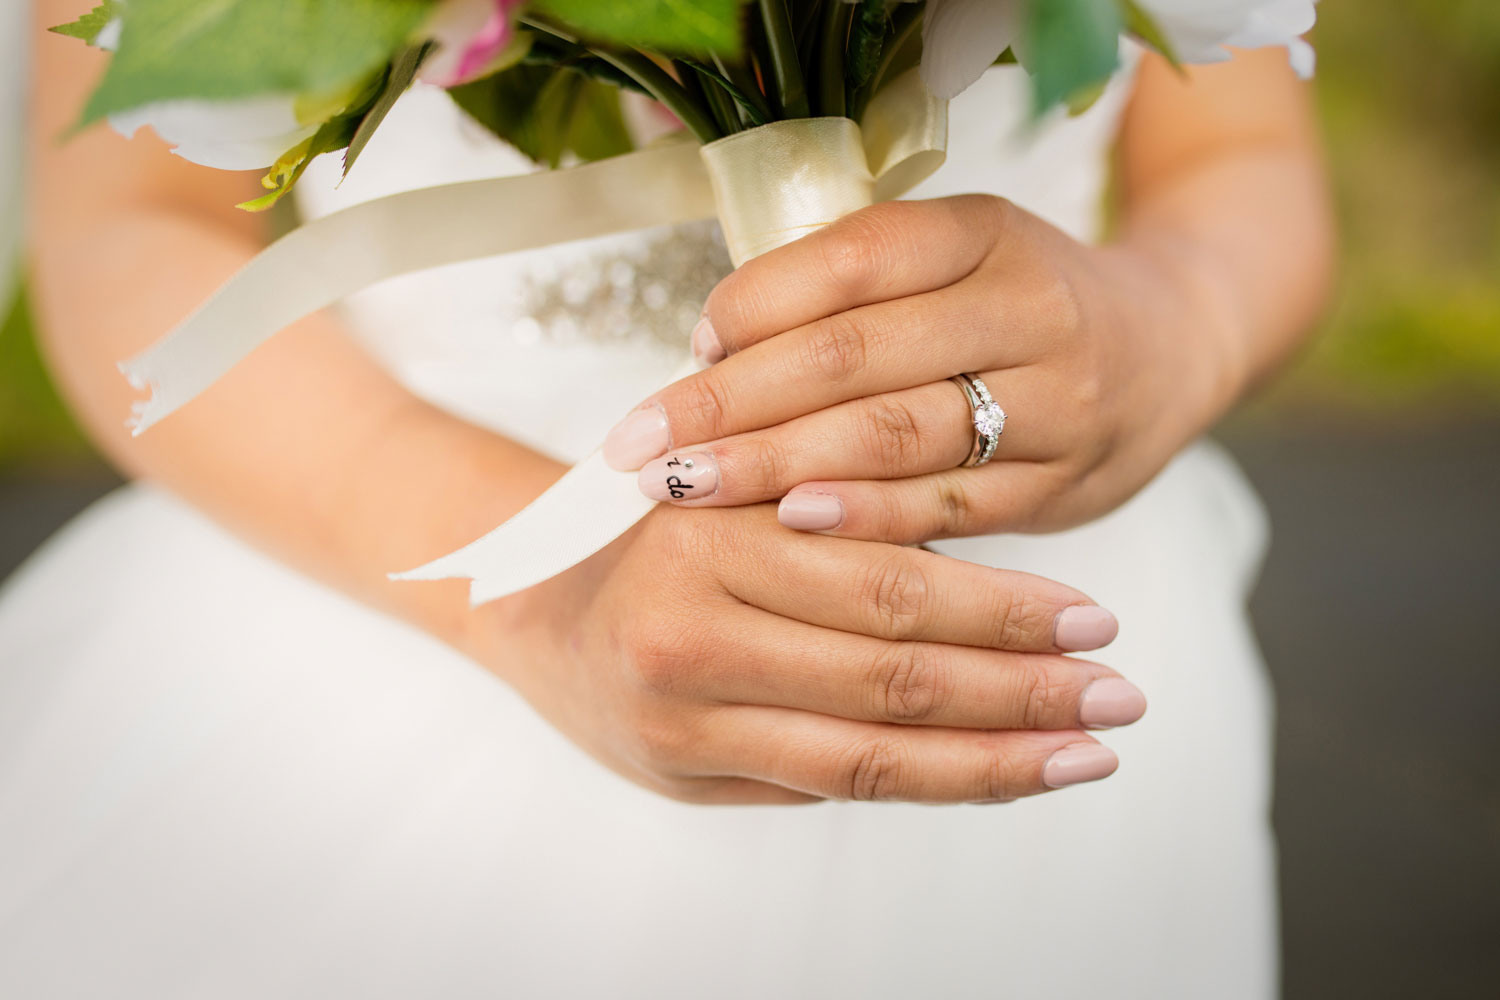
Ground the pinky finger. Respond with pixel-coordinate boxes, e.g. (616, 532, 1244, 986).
(713, 707, 1118, 804)
(777, 465, 1056, 545)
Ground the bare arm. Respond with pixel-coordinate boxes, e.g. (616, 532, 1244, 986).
(1117, 47, 1336, 416)
(28, 0, 563, 646)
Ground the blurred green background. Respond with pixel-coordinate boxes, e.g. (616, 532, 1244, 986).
(2, 4, 1497, 998)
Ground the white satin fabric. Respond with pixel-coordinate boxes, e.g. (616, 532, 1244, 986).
(0, 63, 1278, 998)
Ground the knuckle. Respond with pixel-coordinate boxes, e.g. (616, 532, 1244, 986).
(975, 193, 1015, 225)
(703, 275, 760, 352)
(818, 204, 906, 295)
(1037, 265, 1086, 340)
(859, 397, 926, 476)
(801, 312, 869, 384)
(624, 618, 702, 698)
(631, 717, 695, 771)
(730, 435, 791, 495)
(675, 371, 736, 440)
(978, 743, 1022, 802)
(871, 642, 950, 724)
(934, 477, 975, 537)
(861, 554, 932, 640)
(840, 737, 908, 801)
(1018, 661, 1062, 730)
(991, 588, 1046, 650)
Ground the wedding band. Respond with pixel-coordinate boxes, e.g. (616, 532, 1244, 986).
(950, 373, 1006, 468)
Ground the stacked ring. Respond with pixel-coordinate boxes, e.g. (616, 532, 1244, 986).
(949, 373, 1006, 468)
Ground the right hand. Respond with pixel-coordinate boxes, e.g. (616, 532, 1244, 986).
(465, 503, 1145, 805)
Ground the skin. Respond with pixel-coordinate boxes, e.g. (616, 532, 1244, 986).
(620, 48, 1335, 543)
(27, 1, 1328, 805)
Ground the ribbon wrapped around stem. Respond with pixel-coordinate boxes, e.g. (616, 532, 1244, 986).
(120, 70, 947, 604)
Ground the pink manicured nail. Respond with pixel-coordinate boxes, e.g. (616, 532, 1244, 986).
(778, 492, 844, 531)
(1042, 743, 1119, 789)
(1054, 605, 1119, 651)
(639, 451, 719, 502)
(690, 315, 726, 366)
(603, 404, 670, 471)
(1078, 678, 1148, 730)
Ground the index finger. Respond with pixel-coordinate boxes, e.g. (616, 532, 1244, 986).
(695, 194, 1010, 362)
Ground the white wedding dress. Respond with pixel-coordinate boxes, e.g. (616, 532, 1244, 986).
(0, 61, 1278, 998)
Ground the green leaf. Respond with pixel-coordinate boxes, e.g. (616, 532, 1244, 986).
(448, 63, 633, 169)
(845, 0, 887, 92)
(561, 77, 633, 162)
(531, 0, 745, 56)
(681, 60, 768, 126)
(49, 1, 122, 46)
(1065, 78, 1108, 116)
(342, 43, 433, 177)
(237, 70, 385, 211)
(1024, 0, 1122, 115)
(1119, 0, 1181, 68)
(79, 0, 431, 125)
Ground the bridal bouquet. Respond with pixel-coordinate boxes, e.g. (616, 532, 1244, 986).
(57, 1, 1316, 209)
(53, 0, 1317, 602)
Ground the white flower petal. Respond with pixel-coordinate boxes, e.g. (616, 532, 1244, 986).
(109, 96, 317, 170)
(1136, 0, 1318, 72)
(919, 0, 1024, 100)
(1285, 36, 1316, 79)
(94, 17, 122, 51)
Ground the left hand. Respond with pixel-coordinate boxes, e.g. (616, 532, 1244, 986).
(602, 195, 1239, 544)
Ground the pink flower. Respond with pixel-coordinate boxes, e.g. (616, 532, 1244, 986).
(419, 0, 528, 89)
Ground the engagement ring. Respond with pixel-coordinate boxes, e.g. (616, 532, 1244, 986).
(950, 373, 1006, 468)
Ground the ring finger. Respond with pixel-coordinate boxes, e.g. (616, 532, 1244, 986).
(711, 611, 1144, 731)
(635, 370, 1059, 507)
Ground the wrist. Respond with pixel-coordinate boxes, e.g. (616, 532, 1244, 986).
(330, 398, 567, 650)
(1105, 228, 1253, 441)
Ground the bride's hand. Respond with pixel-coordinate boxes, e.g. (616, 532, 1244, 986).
(465, 503, 1143, 805)
(601, 196, 1237, 543)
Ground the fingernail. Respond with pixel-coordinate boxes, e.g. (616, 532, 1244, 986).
(778, 492, 844, 531)
(603, 404, 670, 471)
(1054, 605, 1119, 651)
(1079, 678, 1148, 730)
(690, 315, 726, 366)
(1042, 743, 1119, 789)
(639, 451, 719, 503)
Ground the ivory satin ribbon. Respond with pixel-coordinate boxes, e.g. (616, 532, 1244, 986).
(121, 70, 948, 604)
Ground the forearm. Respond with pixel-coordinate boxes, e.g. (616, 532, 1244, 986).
(29, 4, 563, 645)
(1113, 48, 1336, 430)
(32, 207, 564, 645)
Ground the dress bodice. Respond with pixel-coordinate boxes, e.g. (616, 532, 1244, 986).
(294, 59, 1138, 463)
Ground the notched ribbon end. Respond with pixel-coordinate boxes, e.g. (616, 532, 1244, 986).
(118, 356, 167, 437)
(387, 549, 503, 608)
(386, 561, 526, 609)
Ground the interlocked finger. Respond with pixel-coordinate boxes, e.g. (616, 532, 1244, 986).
(711, 707, 1120, 803)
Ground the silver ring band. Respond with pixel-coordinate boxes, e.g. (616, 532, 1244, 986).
(949, 373, 1006, 468)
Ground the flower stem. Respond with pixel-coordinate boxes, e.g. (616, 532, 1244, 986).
(814, 0, 850, 118)
(758, 0, 810, 118)
(589, 50, 723, 142)
(713, 52, 773, 124)
(520, 18, 722, 142)
(851, 3, 922, 121)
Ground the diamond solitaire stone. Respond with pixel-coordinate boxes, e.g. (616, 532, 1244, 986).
(974, 402, 1006, 438)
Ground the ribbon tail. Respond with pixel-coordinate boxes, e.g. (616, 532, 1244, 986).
(121, 139, 715, 434)
(392, 356, 700, 603)
(390, 449, 656, 605)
